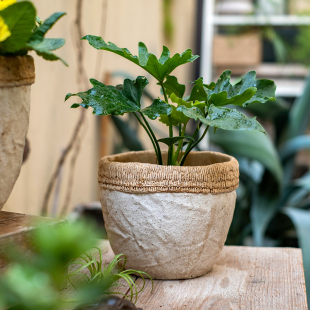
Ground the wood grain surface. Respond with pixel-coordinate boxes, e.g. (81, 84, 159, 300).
(0, 211, 64, 270)
(63, 241, 308, 310)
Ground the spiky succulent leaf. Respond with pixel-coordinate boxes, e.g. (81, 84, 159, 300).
(82, 36, 199, 83)
(65, 76, 148, 116)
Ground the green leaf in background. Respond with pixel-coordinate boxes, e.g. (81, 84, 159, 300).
(82, 36, 199, 82)
(204, 105, 266, 133)
(27, 38, 67, 66)
(0, 1, 36, 54)
(286, 73, 310, 139)
(65, 76, 148, 116)
(29, 12, 66, 42)
(111, 116, 144, 151)
(280, 135, 310, 161)
(159, 93, 193, 126)
(141, 99, 172, 120)
(210, 129, 283, 186)
(284, 207, 310, 304)
(161, 75, 185, 98)
(208, 71, 276, 107)
(158, 136, 194, 147)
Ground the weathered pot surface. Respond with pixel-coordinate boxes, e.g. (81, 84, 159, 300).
(0, 56, 35, 210)
(99, 151, 239, 279)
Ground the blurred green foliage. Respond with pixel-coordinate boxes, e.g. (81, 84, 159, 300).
(0, 221, 150, 310)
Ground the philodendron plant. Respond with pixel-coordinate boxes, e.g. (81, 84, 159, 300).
(0, 0, 67, 65)
(66, 36, 276, 166)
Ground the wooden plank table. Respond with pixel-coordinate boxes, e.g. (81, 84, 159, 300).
(64, 241, 308, 310)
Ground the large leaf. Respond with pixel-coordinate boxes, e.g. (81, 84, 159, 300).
(141, 99, 172, 120)
(27, 38, 67, 66)
(189, 71, 276, 107)
(161, 75, 185, 98)
(29, 12, 66, 42)
(66, 76, 148, 115)
(82, 36, 199, 83)
(210, 71, 276, 107)
(284, 207, 310, 306)
(210, 129, 283, 186)
(0, 1, 36, 53)
(280, 135, 310, 161)
(204, 105, 265, 133)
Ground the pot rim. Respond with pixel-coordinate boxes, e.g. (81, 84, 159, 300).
(98, 150, 239, 194)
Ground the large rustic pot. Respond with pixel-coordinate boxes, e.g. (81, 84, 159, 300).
(0, 56, 35, 211)
(99, 151, 239, 279)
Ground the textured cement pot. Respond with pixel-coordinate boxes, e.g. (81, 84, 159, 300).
(0, 56, 35, 210)
(99, 151, 239, 279)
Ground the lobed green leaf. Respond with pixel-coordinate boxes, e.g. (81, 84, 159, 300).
(160, 75, 185, 98)
(82, 36, 199, 82)
(141, 99, 172, 120)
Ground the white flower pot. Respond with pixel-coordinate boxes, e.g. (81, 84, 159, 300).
(99, 151, 239, 279)
(0, 56, 35, 210)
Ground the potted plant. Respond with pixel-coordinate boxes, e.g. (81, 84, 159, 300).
(0, 0, 67, 211)
(66, 37, 276, 279)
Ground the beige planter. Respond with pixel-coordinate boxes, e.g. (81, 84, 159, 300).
(98, 151, 239, 279)
(0, 56, 35, 210)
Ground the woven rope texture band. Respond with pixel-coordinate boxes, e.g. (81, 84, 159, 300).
(98, 151, 239, 194)
(0, 56, 35, 87)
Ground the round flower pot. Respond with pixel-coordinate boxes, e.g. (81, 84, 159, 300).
(98, 150, 239, 279)
(0, 56, 35, 211)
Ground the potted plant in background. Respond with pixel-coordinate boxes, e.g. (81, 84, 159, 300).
(66, 37, 276, 279)
(0, 0, 67, 211)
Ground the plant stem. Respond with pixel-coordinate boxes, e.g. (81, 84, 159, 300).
(160, 81, 173, 165)
(172, 123, 187, 165)
(139, 112, 163, 165)
(133, 113, 162, 165)
(179, 124, 209, 166)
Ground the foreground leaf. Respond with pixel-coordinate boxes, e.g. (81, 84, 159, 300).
(82, 36, 198, 82)
(0, 1, 36, 53)
(65, 76, 148, 115)
(141, 99, 172, 120)
(188, 77, 214, 102)
(204, 105, 266, 133)
(29, 12, 66, 42)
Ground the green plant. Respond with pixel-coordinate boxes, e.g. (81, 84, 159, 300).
(0, 221, 151, 310)
(68, 248, 153, 303)
(0, 0, 67, 65)
(65, 38, 276, 166)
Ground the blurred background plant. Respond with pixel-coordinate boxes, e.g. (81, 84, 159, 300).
(0, 221, 151, 310)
